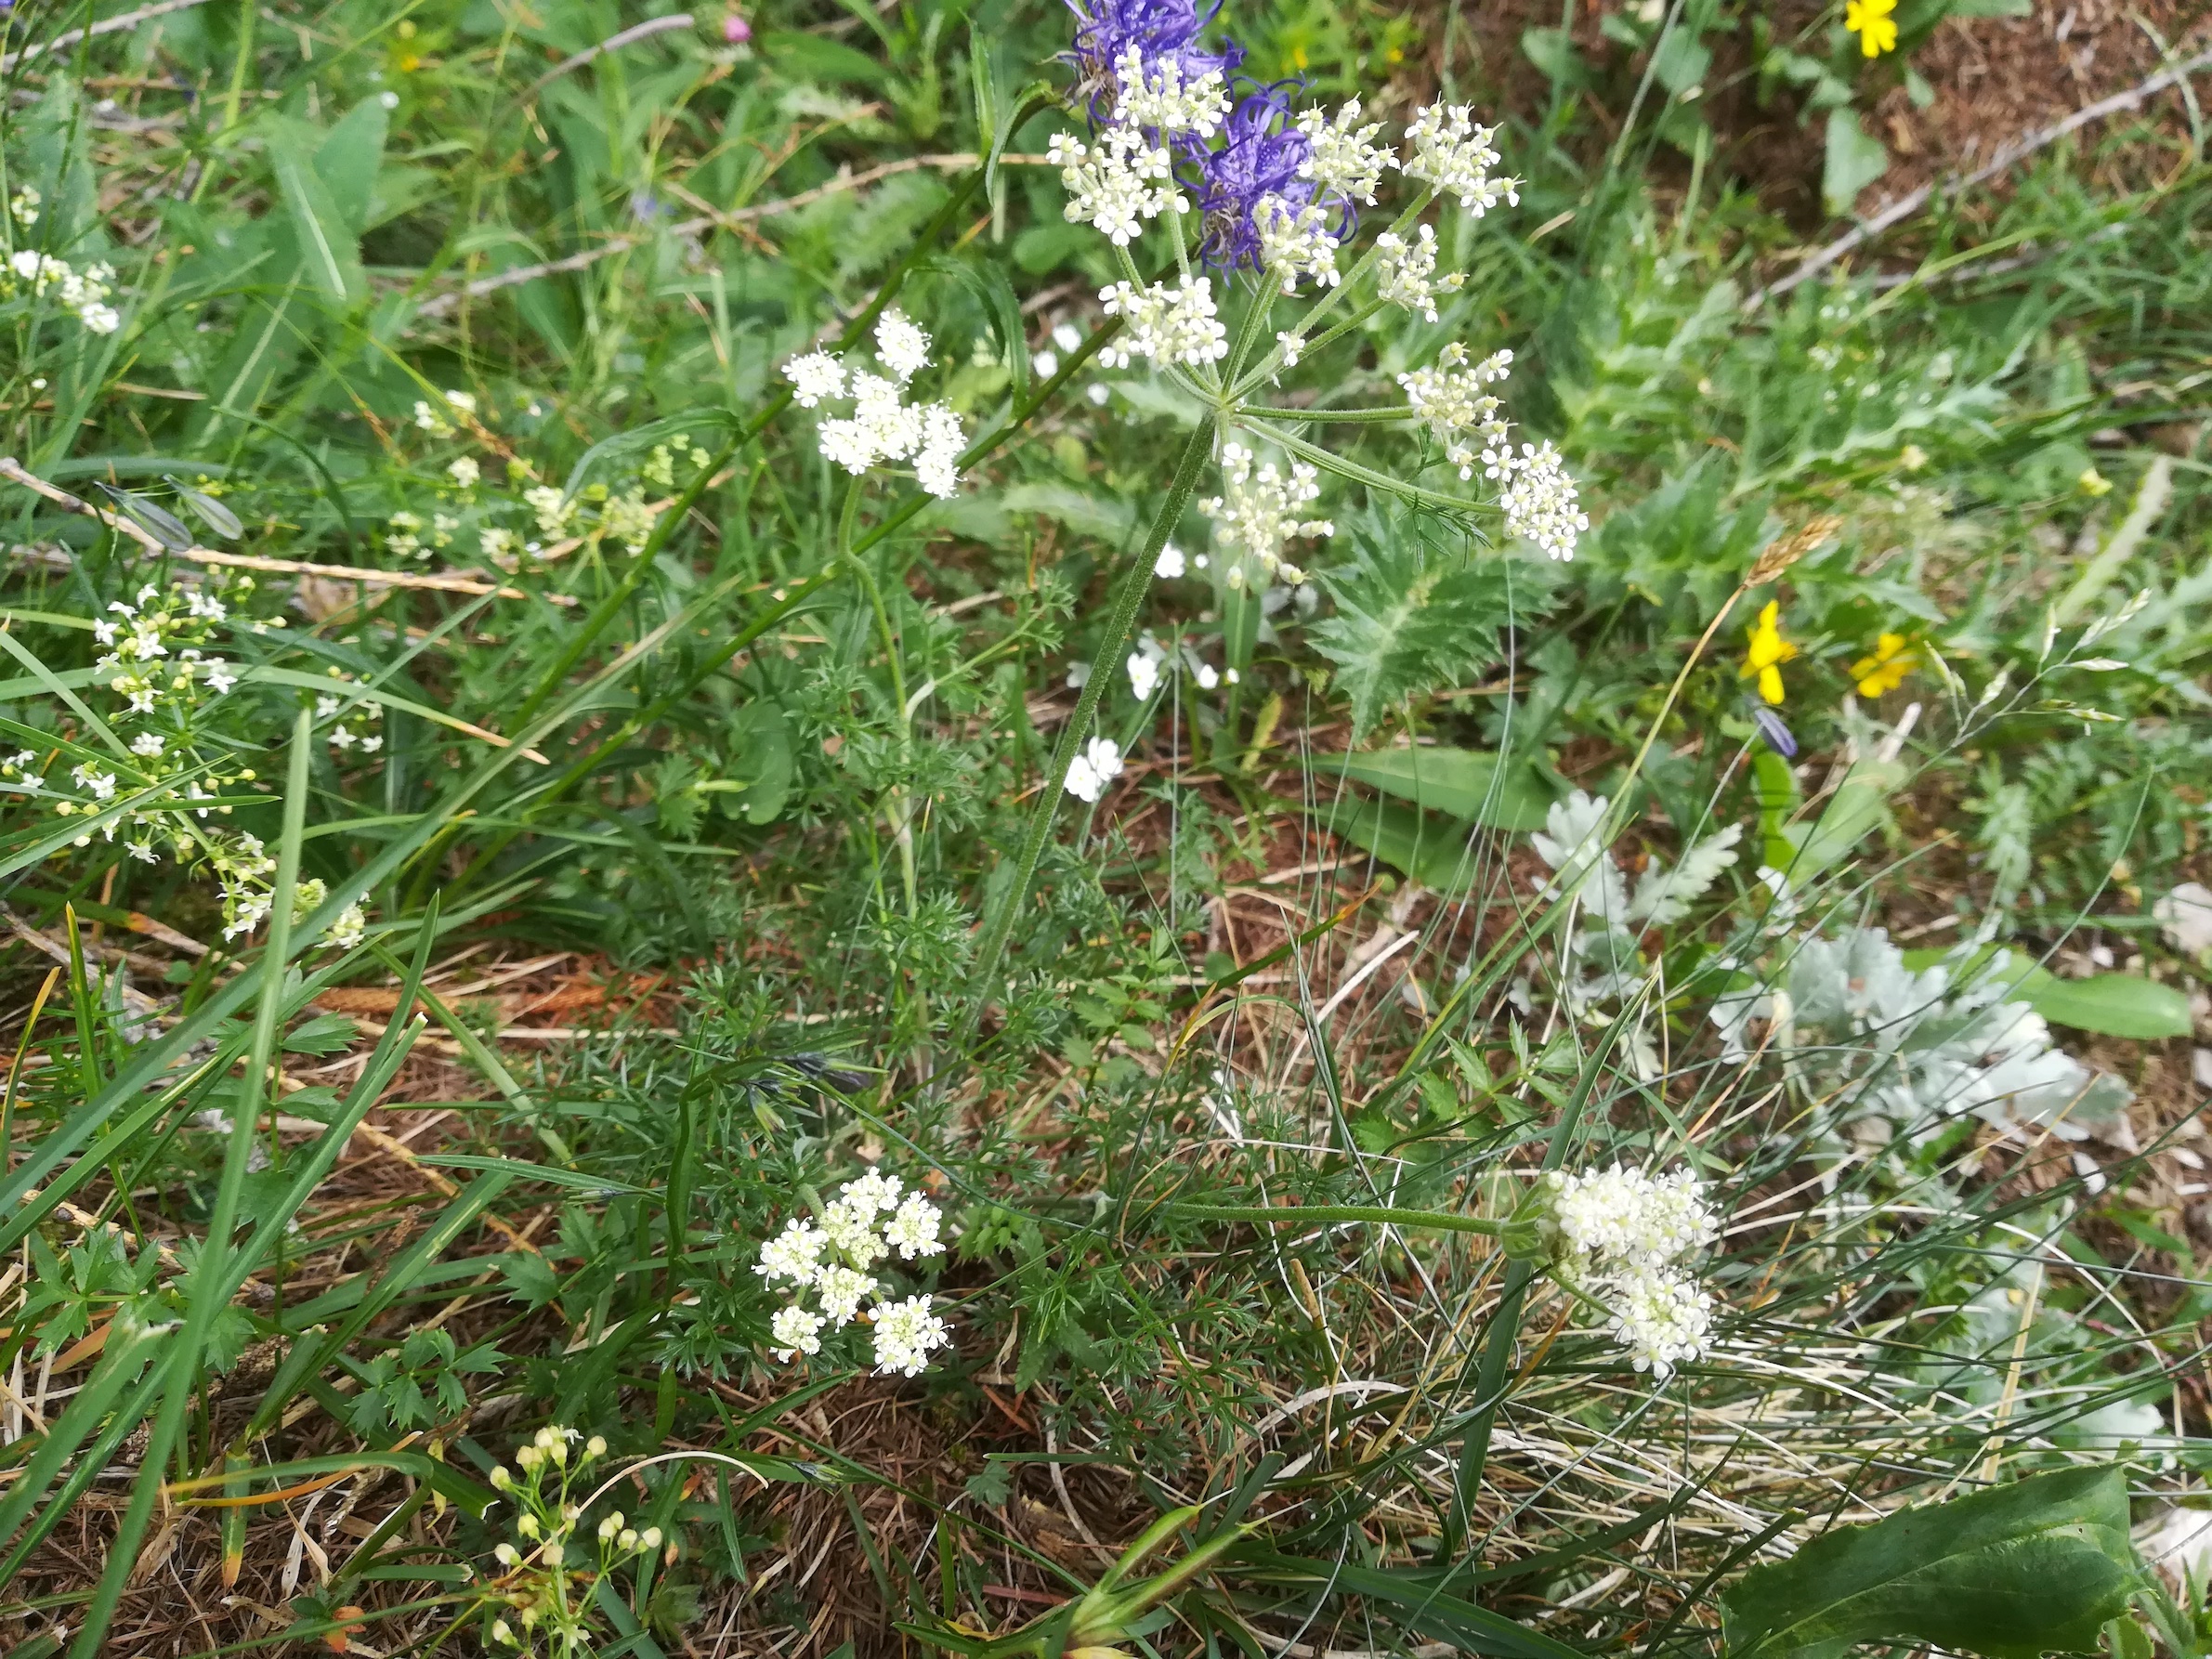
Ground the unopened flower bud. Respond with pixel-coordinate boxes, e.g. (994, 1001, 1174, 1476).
(516, 1514, 539, 1539)
(494, 1543, 520, 1567)
(584, 1434, 607, 1459)
(541, 1540, 565, 1566)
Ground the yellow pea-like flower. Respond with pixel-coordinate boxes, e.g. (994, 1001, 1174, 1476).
(1739, 600, 1798, 706)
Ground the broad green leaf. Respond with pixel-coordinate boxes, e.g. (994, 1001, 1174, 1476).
(267, 117, 365, 301)
(1297, 795, 1491, 894)
(1777, 755, 1901, 881)
(759, 30, 892, 85)
(1903, 947, 2193, 1041)
(1001, 481, 1135, 542)
(1822, 109, 1890, 217)
(1316, 747, 1553, 831)
(1721, 1465, 2138, 1659)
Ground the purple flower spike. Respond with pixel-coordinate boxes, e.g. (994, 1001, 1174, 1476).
(1065, 0, 1242, 119)
(1749, 704, 1798, 758)
(1192, 82, 1315, 271)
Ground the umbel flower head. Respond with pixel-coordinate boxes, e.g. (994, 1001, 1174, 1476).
(1535, 1164, 1721, 1379)
(756, 1171, 951, 1375)
(780, 309, 967, 499)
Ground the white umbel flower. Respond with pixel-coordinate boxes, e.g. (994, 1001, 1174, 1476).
(1254, 196, 1341, 295)
(883, 1192, 945, 1260)
(1402, 103, 1521, 216)
(914, 403, 967, 499)
(756, 1221, 827, 1286)
(874, 308, 932, 382)
(871, 1295, 951, 1377)
(1296, 98, 1394, 203)
(1112, 46, 1230, 137)
(1398, 343, 1512, 480)
(771, 1303, 826, 1358)
(1200, 442, 1333, 585)
(815, 1265, 878, 1326)
(783, 351, 847, 408)
(1374, 225, 1466, 322)
(840, 1169, 904, 1218)
(1052, 124, 1185, 246)
(1547, 1164, 1719, 1269)
(821, 1194, 892, 1268)
(1097, 275, 1229, 369)
(1063, 736, 1125, 803)
(1603, 1265, 1713, 1378)
(1498, 440, 1588, 562)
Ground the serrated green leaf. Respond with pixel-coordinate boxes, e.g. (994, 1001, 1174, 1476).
(1315, 747, 1553, 831)
(1308, 518, 1554, 737)
(1721, 1466, 2138, 1659)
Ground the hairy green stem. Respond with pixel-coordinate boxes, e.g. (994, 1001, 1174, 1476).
(958, 412, 1218, 1034)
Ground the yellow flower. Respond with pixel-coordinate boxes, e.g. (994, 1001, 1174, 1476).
(1845, 0, 1898, 57)
(2078, 467, 2113, 497)
(1898, 443, 1928, 472)
(1739, 600, 1798, 706)
(1850, 632, 1918, 698)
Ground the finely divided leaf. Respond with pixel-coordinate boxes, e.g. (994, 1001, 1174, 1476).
(1721, 1466, 2138, 1659)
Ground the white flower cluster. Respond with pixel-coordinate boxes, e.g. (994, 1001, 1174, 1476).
(2, 248, 121, 334)
(1111, 46, 1230, 137)
(756, 1170, 950, 1376)
(1402, 103, 1521, 216)
(1050, 124, 1184, 246)
(1200, 442, 1333, 586)
(1545, 1164, 1721, 1378)
(1124, 629, 1226, 700)
(784, 311, 968, 499)
(1374, 225, 1465, 322)
(1098, 275, 1229, 369)
(20, 580, 368, 950)
(1497, 440, 1588, 562)
(1254, 196, 1341, 295)
(1398, 343, 1512, 481)
(1297, 98, 1394, 204)
(1063, 735, 1125, 803)
(483, 1430, 663, 1652)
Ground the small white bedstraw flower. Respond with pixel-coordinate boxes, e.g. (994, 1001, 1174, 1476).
(1154, 542, 1186, 579)
(1402, 103, 1521, 216)
(1063, 736, 1124, 803)
(1111, 46, 1230, 137)
(129, 732, 164, 757)
(874, 308, 932, 382)
(447, 456, 480, 490)
(1296, 98, 1394, 203)
(1374, 226, 1466, 323)
(870, 1294, 950, 1376)
(1097, 275, 1229, 369)
(1052, 125, 1185, 246)
(784, 350, 846, 408)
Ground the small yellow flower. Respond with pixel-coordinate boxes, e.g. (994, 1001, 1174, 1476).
(2078, 467, 2113, 497)
(1845, 0, 1898, 56)
(1850, 632, 1918, 698)
(1739, 600, 1798, 706)
(1898, 443, 1928, 472)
